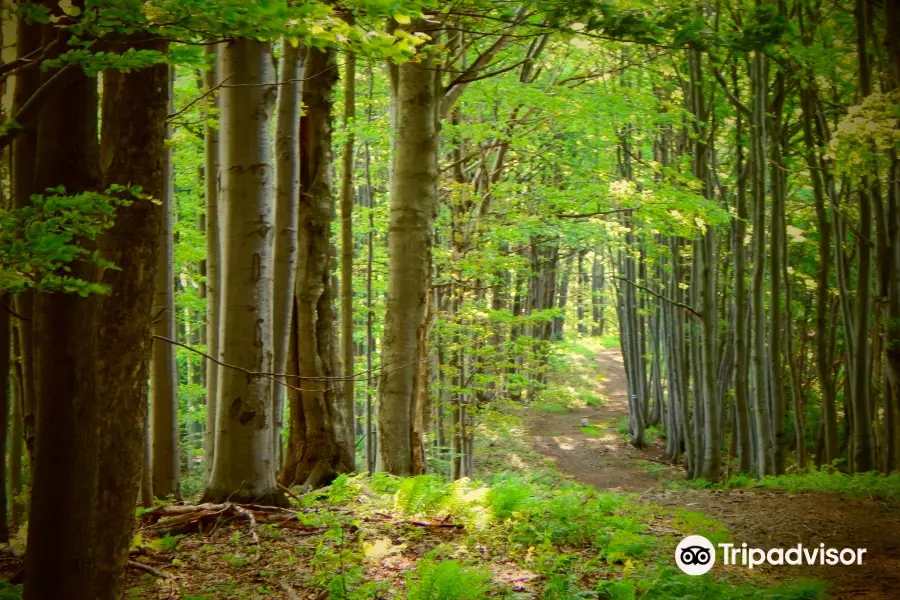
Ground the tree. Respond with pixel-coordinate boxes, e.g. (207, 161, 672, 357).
(202, 37, 283, 505)
(151, 68, 180, 499)
(280, 46, 355, 489)
(376, 23, 439, 475)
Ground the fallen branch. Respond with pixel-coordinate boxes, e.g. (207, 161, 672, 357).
(281, 581, 302, 600)
(233, 505, 260, 546)
(128, 560, 176, 582)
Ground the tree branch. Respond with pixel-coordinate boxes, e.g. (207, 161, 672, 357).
(613, 276, 701, 318)
(554, 207, 637, 219)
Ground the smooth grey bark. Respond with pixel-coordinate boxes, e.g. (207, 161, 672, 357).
(202, 38, 284, 505)
(272, 40, 303, 463)
(364, 82, 376, 473)
(151, 69, 180, 499)
(340, 46, 357, 440)
(204, 43, 221, 476)
(376, 24, 439, 475)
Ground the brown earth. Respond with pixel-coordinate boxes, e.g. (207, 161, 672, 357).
(528, 347, 900, 600)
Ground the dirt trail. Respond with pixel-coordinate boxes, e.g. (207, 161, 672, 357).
(528, 347, 900, 600)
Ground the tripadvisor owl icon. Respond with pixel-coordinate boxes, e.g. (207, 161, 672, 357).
(676, 535, 716, 575)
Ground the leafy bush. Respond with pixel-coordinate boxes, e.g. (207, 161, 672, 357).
(405, 558, 491, 600)
(0, 583, 22, 600)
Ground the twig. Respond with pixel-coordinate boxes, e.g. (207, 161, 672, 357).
(612, 276, 701, 319)
(166, 73, 233, 122)
(554, 207, 638, 219)
(278, 483, 308, 506)
(1, 303, 29, 321)
(0, 64, 76, 153)
(128, 560, 176, 582)
(281, 581, 302, 600)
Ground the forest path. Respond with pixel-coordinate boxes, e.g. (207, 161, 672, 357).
(527, 345, 900, 599)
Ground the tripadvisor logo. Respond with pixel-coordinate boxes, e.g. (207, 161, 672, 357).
(675, 535, 868, 576)
(675, 535, 716, 575)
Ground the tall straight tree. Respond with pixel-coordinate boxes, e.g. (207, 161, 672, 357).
(340, 23, 357, 443)
(93, 34, 170, 598)
(151, 68, 180, 498)
(376, 22, 440, 475)
(281, 47, 355, 488)
(25, 12, 103, 596)
(272, 39, 303, 463)
(202, 38, 284, 505)
(204, 42, 221, 476)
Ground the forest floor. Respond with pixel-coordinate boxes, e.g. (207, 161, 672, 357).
(528, 341, 900, 600)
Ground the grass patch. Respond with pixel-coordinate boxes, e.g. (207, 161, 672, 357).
(580, 424, 604, 436)
(578, 390, 605, 406)
(533, 401, 568, 414)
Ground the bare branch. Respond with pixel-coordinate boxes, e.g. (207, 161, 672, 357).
(613, 276, 701, 318)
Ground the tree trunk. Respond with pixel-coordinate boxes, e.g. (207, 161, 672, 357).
(280, 47, 355, 489)
(151, 68, 180, 499)
(750, 49, 774, 476)
(851, 0, 876, 472)
(0, 296, 9, 542)
(204, 42, 221, 477)
(376, 24, 439, 474)
(10, 10, 41, 469)
(93, 37, 169, 597)
(202, 38, 284, 505)
(272, 40, 304, 465)
(25, 15, 103, 594)
(340, 44, 357, 445)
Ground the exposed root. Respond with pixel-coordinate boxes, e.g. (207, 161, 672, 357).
(139, 502, 315, 538)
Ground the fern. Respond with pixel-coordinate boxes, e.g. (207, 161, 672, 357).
(486, 481, 532, 519)
(394, 475, 453, 517)
(405, 559, 490, 600)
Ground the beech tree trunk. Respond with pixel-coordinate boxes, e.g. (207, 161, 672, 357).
(202, 38, 284, 505)
(204, 43, 221, 476)
(151, 68, 180, 499)
(376, 24, 439, 475)
(280, 47, 355, 489)
(272, 40, 304, 464)
(340, 44, 357, 441)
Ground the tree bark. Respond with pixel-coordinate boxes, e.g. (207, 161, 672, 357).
(202, 38, 284, 505)
(750, 49, 774, 476)
(25, 13, 103, 594)
(272, 40, 304, 465)
(340, 43, 357, 445)
(204, 42, 221, 477)
(280, 47, 355, 489)
(376, 24, 439, 474)
(93, 37, 169, 597)
(151, 68, 180, 499)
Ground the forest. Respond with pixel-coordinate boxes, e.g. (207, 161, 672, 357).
(1, 0, 900, 598)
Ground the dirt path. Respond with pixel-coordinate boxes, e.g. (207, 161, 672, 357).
(528, 347, 900, 599)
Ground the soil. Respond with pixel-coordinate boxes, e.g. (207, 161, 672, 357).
(528, 347, 900, 600)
